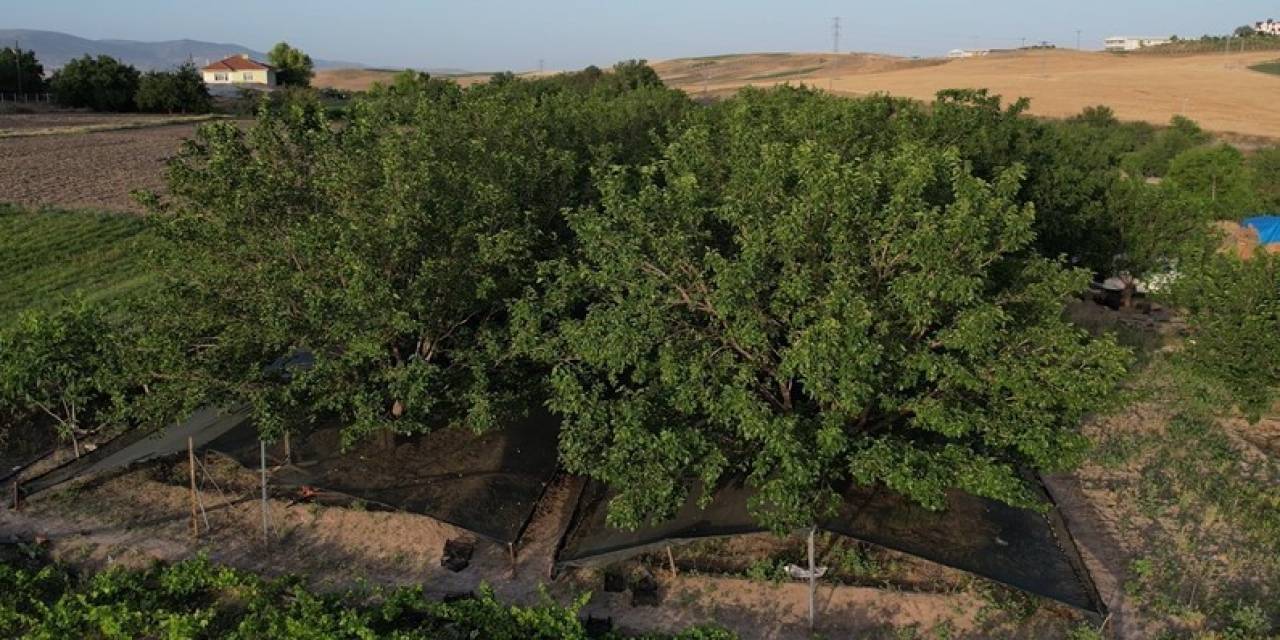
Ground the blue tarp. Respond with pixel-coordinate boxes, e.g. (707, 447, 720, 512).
(1244, 216, 1280, 245)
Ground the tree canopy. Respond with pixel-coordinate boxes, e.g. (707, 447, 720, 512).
(267, 42, 314, 87)
(135, 62, 212, 114)
(515, 92, 1131, 529)
(0, 46, 45, 94)
(49, 55, 140, 112)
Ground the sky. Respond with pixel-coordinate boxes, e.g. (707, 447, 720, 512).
(5, 0, 1278, 71)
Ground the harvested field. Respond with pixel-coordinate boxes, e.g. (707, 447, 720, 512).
(656, 50, 1280, 139)
(0, 123, 199, 213)
(314, 67, 497, 91)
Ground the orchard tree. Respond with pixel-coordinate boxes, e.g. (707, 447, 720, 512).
(1247, 147, 1280, 210)
(0, 46, 45, 93)
(1107, 179, 1217, 307)
(267, 42, 314, 87)
(1123, 115, 1210, 178)
(1166, 144, 1259, 219)
(0, 300, 127, 456)
(135, 63, 212, 113)
(1171, 251, 1280, 422)
(136, 76, 690, 443)
(516, 121, 1131, 530)
(50, 55, 140, 111)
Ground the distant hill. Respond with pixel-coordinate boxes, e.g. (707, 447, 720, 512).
(0, 29, 363, 72)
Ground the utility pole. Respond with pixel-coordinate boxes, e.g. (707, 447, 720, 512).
(538, 58, 545, 74)
(14, 39, 22, 95)
(832, 17, 841, 54)
(1076, 29, 1082, 50)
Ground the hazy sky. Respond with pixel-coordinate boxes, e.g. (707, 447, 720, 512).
(7, 1, 1278, 70)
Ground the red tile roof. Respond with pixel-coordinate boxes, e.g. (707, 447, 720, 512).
(202, 55, 273, 72)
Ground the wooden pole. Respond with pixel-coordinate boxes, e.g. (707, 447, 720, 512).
(666, 545, 678, 577)
(808, 527, 817, 631)
(283, 432, 291, 464)
(188, 437, 199, 538)
(260, 440, 269, 545)
(508, 542, 518, 577)
(10, 481, 19, 511)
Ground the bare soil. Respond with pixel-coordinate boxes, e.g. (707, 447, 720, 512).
(0, 113, 214, 133)
(0, 123, 196, 213)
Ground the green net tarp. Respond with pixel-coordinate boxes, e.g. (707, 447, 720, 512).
(557, 477, 1106, 614)
(19, 408, 561, 546)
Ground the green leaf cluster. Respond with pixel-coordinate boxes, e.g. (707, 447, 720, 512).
(0, 555, 734, 639)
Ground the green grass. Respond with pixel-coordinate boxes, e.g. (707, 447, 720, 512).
(0, 205, 157, 326)
(1249, 60, 1280, 76)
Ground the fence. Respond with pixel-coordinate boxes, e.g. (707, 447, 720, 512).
(0, 92, 53, 104)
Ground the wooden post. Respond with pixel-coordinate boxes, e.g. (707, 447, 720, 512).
(666, 545, 678, 577)
(508, 542, 518, 578)
(188, 437, 199, 538)
(808, 527, 817, 631)
(260, 440, 269, 545)
(10, 481, 19, 511)
(283, 432, 291, 464)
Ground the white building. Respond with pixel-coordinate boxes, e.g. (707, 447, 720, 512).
(947, 49, 990, 59)
(1256, 19, 1280, 36)
(1104, 36, 1172, 52)
(201, 54, 277, 86)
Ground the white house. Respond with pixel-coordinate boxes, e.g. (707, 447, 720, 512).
(1104, 36, 1171, 52)
(1255, 19, 1280, 36)
(947, 49, 990, 59)
(201, 54, 277, 86)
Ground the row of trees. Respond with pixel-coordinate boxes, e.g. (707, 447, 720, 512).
(0, 41, 314, 112)
(3, 64, 1276, 532)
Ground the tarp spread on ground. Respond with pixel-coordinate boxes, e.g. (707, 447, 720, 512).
(557, 478, 1106, 614)
(1244, 216, 1280, 245)
(18, 407, 561, 546)
(202, 410, 561, 545)
(18, 407, 253, 496)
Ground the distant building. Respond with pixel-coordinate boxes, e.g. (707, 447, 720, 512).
(1256, 19, 1280, 36)
(201, 54, 276, 86)
(947, 49, 990, 59)
(1104, 36, 1172, 52)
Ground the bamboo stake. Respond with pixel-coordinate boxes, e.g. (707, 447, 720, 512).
(666, 545, 678, 577)
(808, 527, 817, 631)
(260, 440, 269, 545)
(188, 437, 199, 538)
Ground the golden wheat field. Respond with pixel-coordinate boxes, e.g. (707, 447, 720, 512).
(654, 49, 1280, 138)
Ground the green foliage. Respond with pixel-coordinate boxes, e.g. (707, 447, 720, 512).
(1026, 105, 1154, 270)
(136, 66, 692, 443)
(520, 91, 1132, 529)
(1166, 145, 1260, 220)
(49, 54, 140, 112)
(0, 298, 129, 449)
(1107, 178, 1218, 303)
(0, 46, 45, 93)
(0, 205, 155, 327)
(1246, 147, 1280, 210)
(1170, 252, 1280, 422)
(1124, 116, 1211, 178)
(135, 62, 212, 114)
(1249, 60, 1280, 76)
(268, 41, 314, 87)
(0, 556, 735, 639)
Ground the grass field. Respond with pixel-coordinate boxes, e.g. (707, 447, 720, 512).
(0, 205, 155, 326)
(1250, 59, 1280, 76)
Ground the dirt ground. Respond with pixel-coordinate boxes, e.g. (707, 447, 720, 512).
(653, 49, 1280, 139)
(0, 123, 198, 213)
(1, 451, 1097, 639)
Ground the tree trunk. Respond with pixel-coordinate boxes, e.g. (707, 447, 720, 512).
(1121, 280, 1136, 309)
